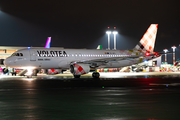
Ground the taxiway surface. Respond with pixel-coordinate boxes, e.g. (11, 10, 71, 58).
(0, 73, 180, 120)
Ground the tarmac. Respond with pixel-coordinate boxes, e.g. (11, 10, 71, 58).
(1, 71, 180, 79)
(1, 72, 180, 120)
(1, 83, 180, 120)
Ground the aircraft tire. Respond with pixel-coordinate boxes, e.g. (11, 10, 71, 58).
(74, 75, 81, 78)
(92, 72, 100, 78)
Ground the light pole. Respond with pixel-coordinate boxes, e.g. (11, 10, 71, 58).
(172, 45, 176, 65)
(106, 31, 111, 50)
(163, 49, 168, 65)
(113, 31, 118, 50)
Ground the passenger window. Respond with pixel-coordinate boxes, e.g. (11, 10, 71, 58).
(16, 53, 19, 56)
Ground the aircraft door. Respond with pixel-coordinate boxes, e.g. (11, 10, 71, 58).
(29, 49, 36, 61)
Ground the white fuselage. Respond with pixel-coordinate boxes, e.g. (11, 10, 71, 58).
(5, 48, 146, 69)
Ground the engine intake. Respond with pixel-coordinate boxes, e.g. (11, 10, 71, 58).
(70, 63, 90, 75)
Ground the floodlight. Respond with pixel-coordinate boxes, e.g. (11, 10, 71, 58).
(106, 31, 111, 34)
(113, 31, 118, 34)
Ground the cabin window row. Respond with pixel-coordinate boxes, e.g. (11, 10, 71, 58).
(36, 54, 131, 57)
(67, 54, 131, 57)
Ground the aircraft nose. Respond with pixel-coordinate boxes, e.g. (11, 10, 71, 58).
(4, 58, 8, 66)
(4, 58, 12, 66)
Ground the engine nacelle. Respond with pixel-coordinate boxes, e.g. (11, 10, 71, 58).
(47, 69, 62, 75)
(70, 63, 90, 75)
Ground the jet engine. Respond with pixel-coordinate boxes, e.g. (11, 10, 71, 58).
(70, 63, 90, 75)
(46, 69, 62, 75)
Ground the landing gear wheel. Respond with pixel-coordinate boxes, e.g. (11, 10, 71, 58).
(74, 75, 81, 78)
(92, 72, 100, 78)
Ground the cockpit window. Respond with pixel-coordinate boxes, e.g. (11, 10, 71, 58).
(11, 53, 16, 56)
(11, 53, 23, 56)
(20, 53, 23, 56)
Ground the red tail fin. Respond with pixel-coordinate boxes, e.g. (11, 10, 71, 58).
(134, 24, 158, 53)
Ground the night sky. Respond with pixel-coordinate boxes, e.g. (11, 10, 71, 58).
(0, 0, 180, 63)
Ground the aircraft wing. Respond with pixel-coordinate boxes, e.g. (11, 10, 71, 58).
(71, 50, 172, 65)
(71, 51, 170, 67)
(73, 54, 146, 64)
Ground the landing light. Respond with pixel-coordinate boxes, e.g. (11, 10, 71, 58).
(26, 69, 33, 75)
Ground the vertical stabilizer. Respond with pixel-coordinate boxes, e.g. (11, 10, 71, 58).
(134, 24, 158, 53)
(97, 45, 102, 49)
(45, 37, 51, 48)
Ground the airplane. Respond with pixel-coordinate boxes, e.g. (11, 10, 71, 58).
(4, 24, 159, 78)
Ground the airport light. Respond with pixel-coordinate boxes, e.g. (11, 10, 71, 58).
(172, 45, 176, 65)
(113, 31, 118, 50)
(163, 49, 168, 64)
(106, 31, 111, 50)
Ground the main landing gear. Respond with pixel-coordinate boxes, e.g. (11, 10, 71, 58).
(73, 75, 81, 78)
(92, 72, 100, 78)
(73, 72, 100, 78)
